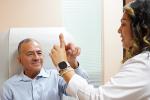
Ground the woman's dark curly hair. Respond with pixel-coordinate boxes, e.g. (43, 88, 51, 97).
(123, 0, 150, 62)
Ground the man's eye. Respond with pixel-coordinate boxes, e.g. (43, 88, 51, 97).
(38, 53, 42, 55)
(27, 53, 33, 56)
(37, 52, 42, 55)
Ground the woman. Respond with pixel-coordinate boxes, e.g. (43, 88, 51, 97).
(50, 0, 150, 99)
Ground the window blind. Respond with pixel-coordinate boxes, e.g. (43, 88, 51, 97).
(62, 0, 102, 99)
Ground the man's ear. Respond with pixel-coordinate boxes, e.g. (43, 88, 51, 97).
(17, 56, 21, 63)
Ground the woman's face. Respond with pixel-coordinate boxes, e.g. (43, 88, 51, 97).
(118, 12, 133, 49)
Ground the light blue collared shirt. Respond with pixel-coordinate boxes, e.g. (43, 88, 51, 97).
(0, 67, 88, 100)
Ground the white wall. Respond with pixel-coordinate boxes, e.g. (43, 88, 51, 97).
(0, 0, 63, 33)
(103, 0, 123, 82)
(0, 32, 9, 86)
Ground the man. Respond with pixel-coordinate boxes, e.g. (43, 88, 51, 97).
(0, 37, 88, 100)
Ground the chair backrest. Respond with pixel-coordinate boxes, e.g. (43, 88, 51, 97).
(9, 27, 74, 77)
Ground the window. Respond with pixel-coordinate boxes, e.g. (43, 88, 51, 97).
(63, 0, 102, 99)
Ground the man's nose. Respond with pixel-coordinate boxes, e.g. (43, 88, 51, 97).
(33, 53, 40, 59)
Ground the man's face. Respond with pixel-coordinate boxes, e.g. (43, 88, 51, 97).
(18, 41, 43, 73)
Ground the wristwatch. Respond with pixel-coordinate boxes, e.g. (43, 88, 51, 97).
(58, 61, 73, 77)
(58, 61, 70, 69)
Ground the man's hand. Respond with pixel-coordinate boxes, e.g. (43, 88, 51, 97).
(50, 33, 80, 69)
(50, 34, 67, 67)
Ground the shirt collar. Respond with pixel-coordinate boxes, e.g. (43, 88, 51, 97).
(37, 68, 50, 78)
(19, 68, 49, 82)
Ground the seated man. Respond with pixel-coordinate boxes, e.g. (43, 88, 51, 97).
(0, 36, 88, 100)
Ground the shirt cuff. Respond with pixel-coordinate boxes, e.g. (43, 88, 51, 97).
(74, 66, 81, 72)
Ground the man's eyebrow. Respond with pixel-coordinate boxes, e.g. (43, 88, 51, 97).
(26, 51, 34, 54)
(25, 49, 42, 52)
(36, 50, 42, 52)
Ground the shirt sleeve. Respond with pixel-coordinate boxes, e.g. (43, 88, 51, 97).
(0, 83, 13, 100)
(66, 57, 150, 100)
(74, 66, 88, 80)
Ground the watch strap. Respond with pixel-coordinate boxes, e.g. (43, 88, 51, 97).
(59, 67, 74, 77)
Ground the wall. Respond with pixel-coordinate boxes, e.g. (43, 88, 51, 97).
(103, 0, 123, 82)
(0, 0, 63, 33)
(0, 0, 63, 86)
(0, 32, 9, 86)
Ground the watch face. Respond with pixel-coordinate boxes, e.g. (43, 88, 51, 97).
(58, 61, 67, 69)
